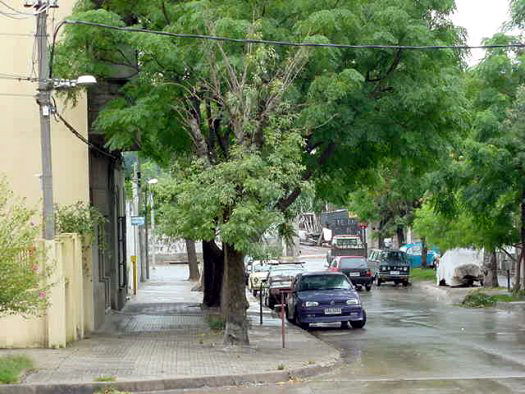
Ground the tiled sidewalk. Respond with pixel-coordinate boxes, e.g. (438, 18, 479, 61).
(1, 265, 339, 389)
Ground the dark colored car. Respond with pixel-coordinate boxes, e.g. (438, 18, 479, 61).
(286, 272, 366, 329)
(369, 249, 410, 287)
(329, 256, 373, 291)
(264, 266, 305, 309)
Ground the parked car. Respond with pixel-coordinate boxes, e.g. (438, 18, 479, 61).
(286, 272, 366, 329)
(436, 248, 484, 287)
(400, 242, 440, 268)
(263, 265, 305, 309)
(326, 235, 367, 264)
(247, 262, 272, 296)
(369, 249, 410, 287)
(328, 256, 373, 291)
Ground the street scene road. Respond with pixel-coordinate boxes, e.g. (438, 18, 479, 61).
(167, 253, 525, 394)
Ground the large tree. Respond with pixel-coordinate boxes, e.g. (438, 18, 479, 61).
(56, 0, 467, 344)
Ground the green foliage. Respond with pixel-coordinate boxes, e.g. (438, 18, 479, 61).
(0, 355, 33, 384)
(462, 290, 497, 308)
(55, 202, 106, 238)
(0, 178, 50, 317)
(461, 290, 525, 308)
(55, 0, 468, 203)
(94, 376, 117, 382)
(206, 315, 226, 331)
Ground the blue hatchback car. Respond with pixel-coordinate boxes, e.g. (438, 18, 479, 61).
(286, 272, 366, 329)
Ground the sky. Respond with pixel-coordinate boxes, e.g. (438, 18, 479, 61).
(452, 0, 512, 65)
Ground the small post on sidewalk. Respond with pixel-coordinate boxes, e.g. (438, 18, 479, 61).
(280, 291, 285, 349)
(507, 269, 511, 291)
(259, 283, 263, 325)
(131, 256, 138, 295)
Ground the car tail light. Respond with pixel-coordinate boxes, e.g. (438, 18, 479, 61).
(366, 270, 372, 277)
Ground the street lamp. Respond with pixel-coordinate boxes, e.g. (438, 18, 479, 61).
(147, 178, 158, 270)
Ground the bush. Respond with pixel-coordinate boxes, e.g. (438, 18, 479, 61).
(55, 202, 106, 238)
(462, 290, 497, 308)
(0, 178, 49, 316)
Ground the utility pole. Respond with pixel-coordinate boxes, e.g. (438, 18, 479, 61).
(30, 0, 56, 239)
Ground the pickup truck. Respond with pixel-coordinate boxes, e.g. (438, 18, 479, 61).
(327, 235, 367, 264)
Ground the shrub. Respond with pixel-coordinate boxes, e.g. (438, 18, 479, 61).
(462, 290, 497, 308)
(55, 202, 106, 238)
(0, 178, 49, 316)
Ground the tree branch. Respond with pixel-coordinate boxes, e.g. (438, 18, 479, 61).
(365, 49, 403, 83)
(276, 141, 336, 212)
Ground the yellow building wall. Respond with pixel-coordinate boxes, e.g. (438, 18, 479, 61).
(0, 234, 92, 348)
(0, 1, 90, 209)
(0, 3, 94, 347)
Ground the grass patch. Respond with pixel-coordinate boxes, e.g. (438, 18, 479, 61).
(0, 355, 33, 384)
(206, 315, 226, 331)
(410, 268, 436, 281)
(94, 375, 117, 382)
(277, 364, 285, 370)
(94, 388, 130, 394)
(462, 290, 525, 308)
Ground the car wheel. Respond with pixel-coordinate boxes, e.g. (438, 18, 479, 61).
(376, 278, 382, 287)
(268, 298, 275, 310)
(480, 279, 484, 287)
(402, 281, 409, 287)
(252, 290, 257, 297)
(439, 279, 447, 286)
(365, 285, 372, 292)
(341, 321, 349, 329)
(350, 311, 367, 329)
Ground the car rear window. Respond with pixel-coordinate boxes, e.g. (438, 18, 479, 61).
(340, 258, 367, 269)
(298, 275, 352, 291)
(334, 238, 363, 249)
(382, 251, 407, 262)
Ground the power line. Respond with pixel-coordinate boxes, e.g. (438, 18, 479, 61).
(0, 0, 50, 16)
(58, 19, 525, 51)
(0, 71, 40, 81)
(0, 92, 33, 96)
(0, 32, 34, 36)
(52, 100, 118, 160)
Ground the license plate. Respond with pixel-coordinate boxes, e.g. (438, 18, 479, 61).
(390, 271, 400, 275)
(349, 272, 360, 277)
(324, 308, 342, 315)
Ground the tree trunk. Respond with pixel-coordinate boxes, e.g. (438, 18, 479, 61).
(186, 239, 200, 281)
(484, 251, 499, 288)
(202, 240, 224, 308)
(396, 226, 405, 248)
(421, 237, 428, 268)
(222, 243, 249, 346)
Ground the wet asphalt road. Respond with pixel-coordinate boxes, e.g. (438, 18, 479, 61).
(162, 256, 525, 394)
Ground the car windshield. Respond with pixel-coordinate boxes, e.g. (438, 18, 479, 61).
(334, 238, 363, 249)
(270, 269, 302, 278)
(298, 275, 352, 291)
(340, 258, 367, 269)
(382, 251, 407, 262)
(253, 264, 269, 272)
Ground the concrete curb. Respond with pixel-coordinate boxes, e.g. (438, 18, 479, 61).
(0, 355, 341, 394)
